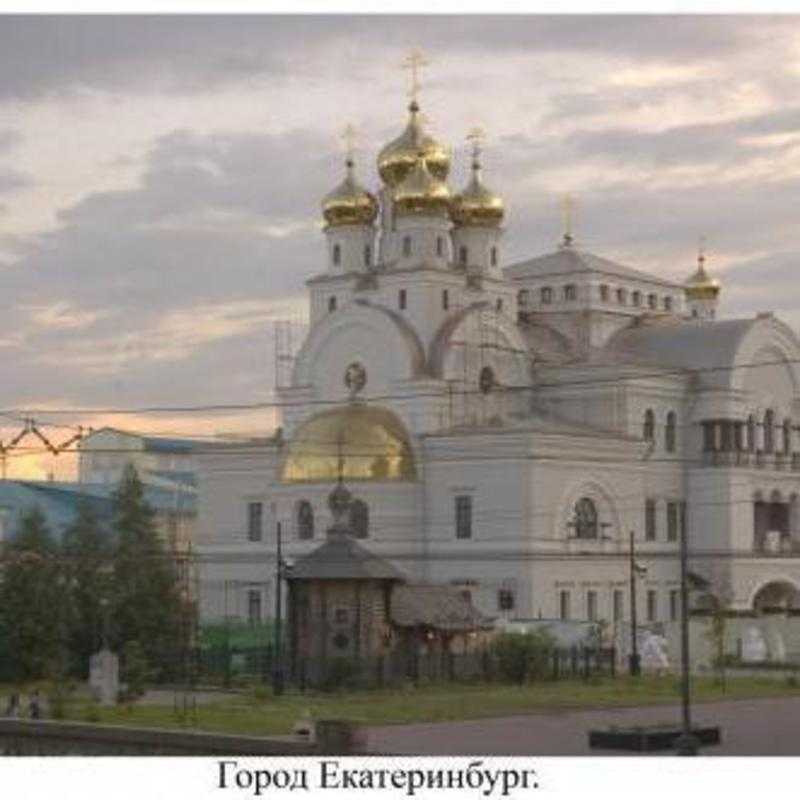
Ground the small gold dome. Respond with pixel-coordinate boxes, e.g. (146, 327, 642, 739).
(392, 153, 451, 217)
(321, 158, 378, 228)
(685, 254, 720, 300)
(377, 101, 450, 187)
(451, 158, 504, 227)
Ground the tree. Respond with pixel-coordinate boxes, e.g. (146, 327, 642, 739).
(62, 497, 111, 677)
(704, 581, 734, 691)
(110, 465, 182, 680)
(0, 507, 67, 680)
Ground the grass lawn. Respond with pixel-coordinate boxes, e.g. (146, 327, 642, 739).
(30, 674, 800, 737)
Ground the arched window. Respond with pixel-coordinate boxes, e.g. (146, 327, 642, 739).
(402, 236, 412, 257)
(442, 289, 449, 310)
(616, 288, 627, 305)
(490, 247, 498, 267)
(632, 290, 642, 307)
(564, 284, 577, 301)
(332, 243, 341, 266)
(436, 236, 444, 257)
(297, 501, 314, 540)
(459, 245, 468, 265)
(518, 289, 529, 308)
(496, 297, 503, 312)
(350, 499, 369, 539)
(664, 296, 673, 312)
(643, 409, 655, 442)
(573, 497, 598, 539)
(541, 286, 553, 305)
(784, 418, 792, 455)
(647, 293, 657, 310)
(747, 414, 756, 452)
(764, 409, 775, 453)
(665, 411, 677, 453)
(328, 296, 337, 313)
(599, 284, 609, 302)
(398, 289, 407, 310)
(364, 244, 371, 267)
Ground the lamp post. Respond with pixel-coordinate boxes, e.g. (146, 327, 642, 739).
(628, 529, 648, 677)
(675, 520, 700, 755)
(273, 521, 284, 696)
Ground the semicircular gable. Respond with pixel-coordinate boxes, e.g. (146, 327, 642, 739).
(293, 300, 427, 398)
(428, 302, 531, 381)
(732, 316, 800, 399)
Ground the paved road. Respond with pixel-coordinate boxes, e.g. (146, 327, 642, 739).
(366, 696, 800, 755)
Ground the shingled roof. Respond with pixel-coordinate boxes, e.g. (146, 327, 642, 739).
(288, 533, 406, 582)
(390, 585, 495, 632)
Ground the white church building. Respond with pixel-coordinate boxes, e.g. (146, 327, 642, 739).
(195, 84, 800, 631)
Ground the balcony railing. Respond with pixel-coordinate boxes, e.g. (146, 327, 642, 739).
(703, 449, 800, 471)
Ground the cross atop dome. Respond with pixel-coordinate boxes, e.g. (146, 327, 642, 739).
(466, 126, 485, 169)
(561, 194, 575, 249)
(402, 48, 429, 106)
(341, 123, 358, 165)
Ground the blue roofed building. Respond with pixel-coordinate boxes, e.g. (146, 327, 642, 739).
(0, 479, 196, 553)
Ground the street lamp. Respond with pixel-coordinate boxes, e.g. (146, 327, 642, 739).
(628, 530, 648, 677)
(674, 520, 700, 755)
(272, 522, 294, 697)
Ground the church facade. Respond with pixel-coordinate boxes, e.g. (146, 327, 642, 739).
(195, 84, 800, 634)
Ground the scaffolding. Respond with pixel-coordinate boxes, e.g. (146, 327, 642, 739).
(273, 319, 308, 391)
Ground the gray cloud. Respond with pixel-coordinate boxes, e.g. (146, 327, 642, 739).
(0, 15, 787, 100)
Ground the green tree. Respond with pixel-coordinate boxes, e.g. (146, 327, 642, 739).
(110, 465, 182, 680)
(0, 507, 67, 680)
(62, 498, 111, 677)
(493, 630, 555, 684)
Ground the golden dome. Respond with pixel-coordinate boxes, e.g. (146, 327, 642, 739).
(451, 157, 504, 227)
(321, 158, 378, 228)
(393, 154, 451, 218)
(377, 101, 450, 187)
(685, 253, 720, 300)
(281, 405, 417, 484)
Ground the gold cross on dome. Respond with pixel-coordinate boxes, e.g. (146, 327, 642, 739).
(341, 124, 357, 161)
(698, 234, 707, 266)
(466, 126, 485, 162)
(402, 49, 429, 102)
(562, 194, 575, 248)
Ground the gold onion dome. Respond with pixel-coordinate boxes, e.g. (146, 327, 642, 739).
(392, 153, 452, 217)
(685, 251, 720, 300)
(451, 154, 504, 227)
(321, 157, 378, 227)
(377, 100, 450, 187)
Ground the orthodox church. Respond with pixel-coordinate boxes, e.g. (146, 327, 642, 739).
(195, 78, 800, 637)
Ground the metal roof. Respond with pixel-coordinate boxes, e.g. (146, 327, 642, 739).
(504, 247, 682, 289)
(288, 532, 406, 582)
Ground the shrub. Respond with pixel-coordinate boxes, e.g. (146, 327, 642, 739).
(493, 631, 555, 685)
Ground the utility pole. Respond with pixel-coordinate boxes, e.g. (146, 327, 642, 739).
(273, 521, 284, 696)
(675, 520, 699, 755)
(629, 529, 641, 676)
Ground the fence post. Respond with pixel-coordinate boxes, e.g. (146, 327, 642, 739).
(582, 648, 590, 681)
(570, 646, 578, 676)
(610, 647, 616, 678)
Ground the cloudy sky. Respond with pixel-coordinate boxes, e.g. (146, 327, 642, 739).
(1, 14, 800, 477)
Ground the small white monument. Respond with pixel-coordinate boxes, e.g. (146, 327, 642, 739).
(89, 648, 120, 707)
(640, 630, 670, 673)
(742, 626, 768, 663)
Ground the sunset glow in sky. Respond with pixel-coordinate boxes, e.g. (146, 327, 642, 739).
(2, 15, 800, 478)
